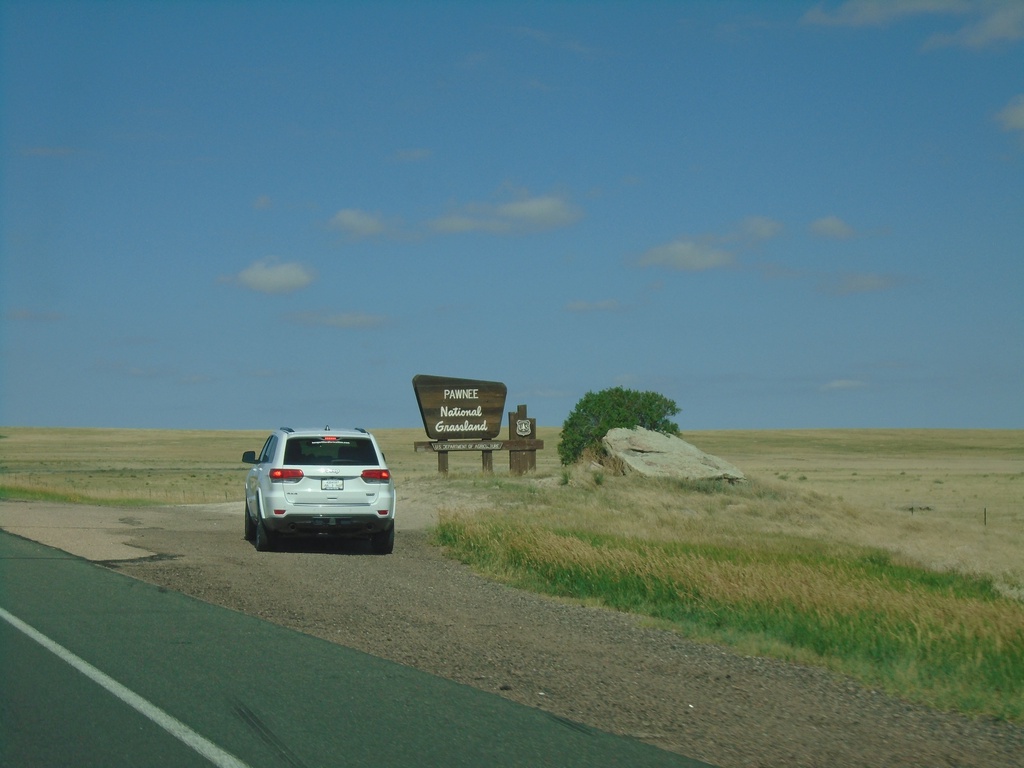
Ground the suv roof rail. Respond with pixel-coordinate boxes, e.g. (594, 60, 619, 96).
(355, 427, 367, 433)
(279, 427, 294, 433)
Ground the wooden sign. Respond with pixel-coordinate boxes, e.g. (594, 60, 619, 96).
(412, 374, 507, 440)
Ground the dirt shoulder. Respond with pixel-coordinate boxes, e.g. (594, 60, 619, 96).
(1, 496, 1021, 768)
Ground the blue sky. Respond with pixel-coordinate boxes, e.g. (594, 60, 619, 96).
(2, 1, 1022, 432)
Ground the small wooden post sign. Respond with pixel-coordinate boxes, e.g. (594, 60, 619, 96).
(508, 403, 538, 475)
(412, 374, 543, 475)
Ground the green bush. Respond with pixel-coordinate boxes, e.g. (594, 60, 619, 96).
(558, 386, 679, 465)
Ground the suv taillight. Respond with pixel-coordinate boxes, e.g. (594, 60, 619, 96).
(361, 469, 391, 482)
(269, 468, 304, 480)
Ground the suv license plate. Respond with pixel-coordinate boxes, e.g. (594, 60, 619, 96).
(321, 479, 344, 491)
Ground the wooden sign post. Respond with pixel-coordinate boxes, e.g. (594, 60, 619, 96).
(412, 374, 543, 475)
(508, 403, 539, 474)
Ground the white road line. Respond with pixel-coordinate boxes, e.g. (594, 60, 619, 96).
(0, 606, 252, 768)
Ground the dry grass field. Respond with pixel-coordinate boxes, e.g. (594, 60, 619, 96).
(1, 426, 1020, 595)
(387, 427, 1023, 600)
(686, 429, 1024, 599)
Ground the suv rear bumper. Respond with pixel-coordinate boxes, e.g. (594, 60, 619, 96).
(265, 514, 394, 536)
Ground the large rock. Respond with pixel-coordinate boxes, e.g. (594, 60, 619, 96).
(601, 427, 745, 482)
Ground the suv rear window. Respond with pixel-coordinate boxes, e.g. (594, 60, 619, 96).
(283, 437, 380, 466)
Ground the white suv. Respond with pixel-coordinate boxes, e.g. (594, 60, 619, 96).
(242, 427, 396, 554)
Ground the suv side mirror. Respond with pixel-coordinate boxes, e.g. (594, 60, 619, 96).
(241, 450, 257, 464)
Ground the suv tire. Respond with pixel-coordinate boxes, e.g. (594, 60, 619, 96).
(255, 513, 275, 552)
(243, 502, 256, 542)
(371, 525, 395, 555)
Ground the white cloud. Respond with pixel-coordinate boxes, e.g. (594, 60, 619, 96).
(5, 308, 63, 322)
(802, 1, 1024, 48)
(926, 2, 1024, 47)
(430, 213, 497, 234)
(738, 215, 784, 242)
(21, 146, 76, 157)
(821, 378, 868, 391)
(565, 299, 623, 312)
(287, 312, 389, 329)
(803, 1, 971, 27)
(235, 257, 315, 294)
(96, 360, 173, 380)
(511, 25, 603, 58)
(637, 239, 734, 271)
(429, 194, 582, 235)
(497, 196, 581, 229)
(996, 94, 1024, 133)
(513, 26, 552, 44)
(179, 373, 212, 385)
(810, 215, 856, 239)
(390, 147, 433, 163)
(634, 216, 779, 273)
(821, 272, 899, 295)
(329, 208, 386, 237)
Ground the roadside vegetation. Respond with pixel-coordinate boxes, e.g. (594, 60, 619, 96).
(557, 386, 679, 465)
(435, 469, 1024, 722)
(2, 425, 1022, 721)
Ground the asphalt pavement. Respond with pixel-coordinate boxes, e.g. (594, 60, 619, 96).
(0, 530, 714, 768)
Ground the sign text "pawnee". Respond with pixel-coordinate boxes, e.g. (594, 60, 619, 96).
(444, 388, 479, 399)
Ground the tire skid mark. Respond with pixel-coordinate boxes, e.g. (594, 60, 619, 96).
(231, 698, 308, 768)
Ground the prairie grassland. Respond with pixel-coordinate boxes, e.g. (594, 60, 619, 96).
(388, 428, 1023, 595)
(1, 426, 1019, 584)
(0, 427, 265, 504)
(419, 427, 1024, 720)
(686, 429, 1024, 596)
(2, 426, 1022, 719)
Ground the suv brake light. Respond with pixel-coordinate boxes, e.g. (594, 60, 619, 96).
(270, 468, 304, 480)
(361, 469, 391, 482)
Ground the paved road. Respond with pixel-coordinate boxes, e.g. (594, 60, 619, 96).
(0, 531, 712, 768)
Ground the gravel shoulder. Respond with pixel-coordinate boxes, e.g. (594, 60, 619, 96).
(1, 494, 1022, 768)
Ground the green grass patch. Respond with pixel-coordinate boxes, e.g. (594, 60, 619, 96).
(436, 504, 1024, 721)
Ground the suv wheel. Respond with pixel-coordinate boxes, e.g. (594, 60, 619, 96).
(243, 502, 256, 542)
(254, 513, 275, 552)
(370, 525, 395, 555)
